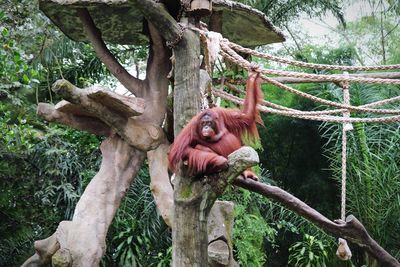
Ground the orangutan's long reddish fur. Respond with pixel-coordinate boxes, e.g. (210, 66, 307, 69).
(169, 72, 263, 176)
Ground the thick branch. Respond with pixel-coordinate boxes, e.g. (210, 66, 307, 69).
(173, 29, 203, 134)
(37, 102, 111, 136)
(142, 23, 171, 125)
(77, 8, 144, 96)
(52, 80, 164, 151)
(22, 234, 59, 267)
(87, 89, 145, 117)
(214, 146, 259, 195)
(146, 22, 171, 83)
(147, 142, 237, 265)
(52, 80, 144, 117)
(175, 147, 259, 205)
(147, 142, 174, 227)
(234, 178, 400, 267)
(129, 0, 182, 44)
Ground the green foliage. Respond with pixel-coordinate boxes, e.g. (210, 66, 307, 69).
(288, 234, 329, 267)
(0, 10, 40, 106)
(259, 113, 338, 218)
(31, 127, 101, 218)
(337, 4, 400, 65)
(0, 104, 46, 265)
(222, 174, 339, 267)
(1, 2, 151, 265)
(0, 102, 101, 265)
(322, 120, 400, 261)
(236, 0, 344, 26)
(222, 173, 277, 265)
(294, 45, 358, 69)
(233, 197, 274, 266)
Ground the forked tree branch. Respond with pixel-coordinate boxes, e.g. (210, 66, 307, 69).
(146, 23, 171, 85)
(77, 8, 144, 96)
(141, 22, 171, 126)
(234, 178, 400, 267)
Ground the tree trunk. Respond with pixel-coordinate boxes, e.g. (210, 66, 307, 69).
(173, 177, 211, 266)
(170, 19, 254, 267)
(171, 22, 206, 267)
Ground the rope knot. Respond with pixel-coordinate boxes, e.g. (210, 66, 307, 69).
(249, 63, 261, 72)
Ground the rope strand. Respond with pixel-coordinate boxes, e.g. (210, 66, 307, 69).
(220, 43, 400, 85)
(221, 50, 400, 115)
(223, 82, 400, 116)
(226, 41, 400, 71)
(212, 89, 400, 123)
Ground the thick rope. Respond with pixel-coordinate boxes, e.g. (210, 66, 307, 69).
(338, 75, 352, 261)
(341, 127, 348, 220)
(213, 89, 400, 123)
(221, 50, 400, 115)
(221, 42, 400, 85)
(341, 74, 352, 220)
(224, 81, 400, 116)
(262, 74, 400, 114)
(226, 41, 400, 71)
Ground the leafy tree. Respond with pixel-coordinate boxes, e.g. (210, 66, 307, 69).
(236, 0, 345, 27)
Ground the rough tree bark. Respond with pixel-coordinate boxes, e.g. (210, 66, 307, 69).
(147, 140, 238, 266)
(163, 5, 210, 265)
(173, 147, 259, 267)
